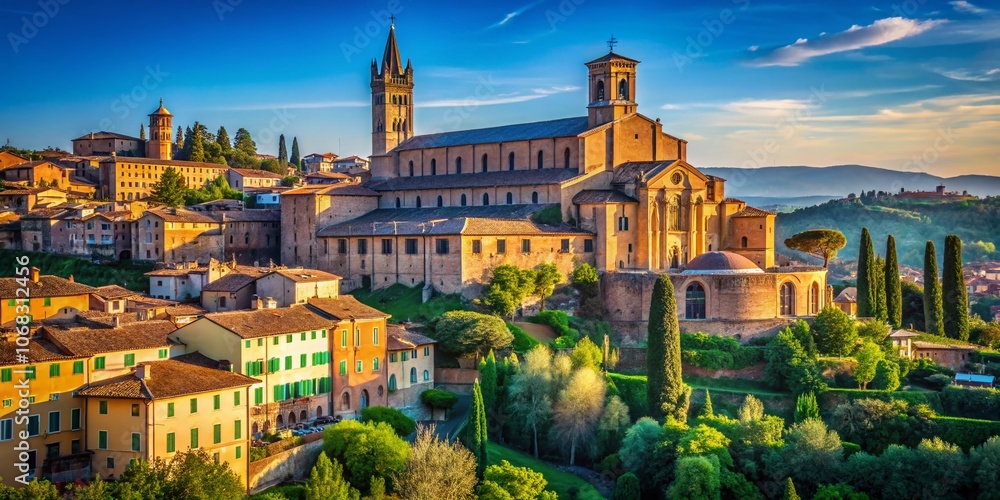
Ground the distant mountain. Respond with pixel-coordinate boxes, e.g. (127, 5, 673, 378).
(740, 196, 841, 211)
(700, 165, 1000, 199)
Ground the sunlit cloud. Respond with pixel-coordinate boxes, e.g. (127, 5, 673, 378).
(949, 0, 989, 14)
(486, 0, 544, 30)
(418, 86, 578, 108)
(935, 67, 1000, 81)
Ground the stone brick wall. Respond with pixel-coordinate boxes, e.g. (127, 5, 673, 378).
(248, 439, 324, 494)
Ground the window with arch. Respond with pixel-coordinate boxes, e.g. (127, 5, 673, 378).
(686, 283, 706, 319)
(416, 196, 422, 208)
(437, 195, 443, 207)
(506, 192, 513, 204)
(388, 374, 397, 391)
(430, 158, 437, 175)
(483, 193, 489, 206)
(596, 80, 605, 101)
(564, 148, 571, 168)
(780, 282, 795, 316)
(537, 150, 544, 169)
(410, 367, 417, 383)
(481, 154, 488, 172)
(508, 152, 515, 171)
(395, 197, 401, 208)
(408, 161, 414, 177)
(341, 392, 350, 410)
(810, 282, 820, 314)
(455, 157, 462, 174)
(531, 192, 539, 204)
(668, 197, 681, 230)
(741, 236, 748, 248)
(423, 370, 430, 382)
(618, 216, 629, 231)
(619, 79, 629, 100)
(461, 194, 467, 206)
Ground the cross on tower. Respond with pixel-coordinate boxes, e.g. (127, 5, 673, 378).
(389, 15, 396, 26)
(607, 35, 618, 52)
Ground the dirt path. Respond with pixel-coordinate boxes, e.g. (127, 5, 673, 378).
(512, 322, 558, 342)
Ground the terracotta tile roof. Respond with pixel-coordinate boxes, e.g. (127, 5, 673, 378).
(144, 267, 205, 277)
(335, 156, 365, 163)
(282, 184, 380, 197)
(611, 161, 678, 184)
(92, 285, 137, 300)
(888, 329, 920, 339)
(572, 189, 638, 204)
(0, 187, 62, 196)
(307, 296, 390, 321)
(76, 352, 258, 400)
(0, 335, 81, 365)
(145, 206, 220, 224)
(201, 273, 257, 292)
(202, 306, 334, 338)
(387, 326, 436, 351)
(214, 210, 281, 223)
(368, 168, 578, 192)
(394, 116, 591, 151)
(912, 340, 977, 351)
(732, 206, 775, 217)
(834, 287, 857, 303)
(231, 168, 283, 179)
(317, 204, 590, 237)
(164, 304, 207, 317)
(266, 268, 342, 283)
(721, 197, 745, 204)
(42, 319, 178, 356)
(0, 275, 94, 299)
(587, 51, 640, 64)
(72, 131, 142, 142)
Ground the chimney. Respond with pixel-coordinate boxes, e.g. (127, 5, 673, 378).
(68, 275, 74, 283)
(218, 360, 232, 372)
(264, 297, 277, 309)
(135, 364, 151, 380)
(29, 267, 40, 283)
(112, 315, 121, 329)
(251, 294, 262, 310)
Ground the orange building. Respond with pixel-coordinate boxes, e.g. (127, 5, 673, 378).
(0, 269, 93, 326)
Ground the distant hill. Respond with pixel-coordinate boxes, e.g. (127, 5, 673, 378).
(701, 165, 1000, 200)
(740, 196, 841, 212)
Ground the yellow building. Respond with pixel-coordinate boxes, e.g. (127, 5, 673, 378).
(77, 353, 257, 488)
(0, 269, 93, 326)
(386, 326, 436, 413)
(0, 333, 90, 486)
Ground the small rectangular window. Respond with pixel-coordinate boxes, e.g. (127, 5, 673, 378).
(71, 408, 80, 430)
(190, 428, 199, 448)
(236, 445, 242, 460)
(472, 240, 482, 254)
(124, 353, 135, 366)
(158, 348, 168, 359)
(234, 391, 241, 406)
(72, 361, 84, 374)
(339, 361, 346, 376)
(167, 402, 174, 417)
(131, 433, 141, 451)
(131, 404, 140, 417)
(381, 239, 393, 255)
(356, 361, 362, 373)
(99, 401, 108, 415)
(98, 430, 108, 449)
(47, 411, 60, 433)
(405, 238, 418, 254)
(338, 239, 347, 254)
(49, 363, 60, 377)
(497, 239, 506, 254)
(190, 398, 198, 414)
(234, 420, 242, 440)
(521, 239, 531, 253)
(213, 395, 220, 410)
(561, 239, 570, 252)
(357, 239, 368, 255)
(436, 239, 450, 254)
(166, 433, 175, 453)
(213, 423, 221, 444)
(94, 357, 105, 370)
(584, 239, 594, 252)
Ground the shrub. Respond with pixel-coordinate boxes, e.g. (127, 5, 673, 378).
(930, 416, 1000, 451)
(679, 332, 765, 370)
(361, 406, 416, 437)
(682, 349, 734, 370)
(507, 322, 541, 353)
(531, 204, 563, 225)
(608, 373, 649, 418)
(938, 385, 1000, 420)
(552, 335, 578, 349)
(420, 389, 459, 410)
(925, 373, 953, 390)
(249, 446, 268, 462)
(530, 310, 580, 339)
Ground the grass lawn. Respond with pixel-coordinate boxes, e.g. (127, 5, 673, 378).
(0, 250, 153, 292)
(351, 283, 467, 323)
(487, 442, 604, 500)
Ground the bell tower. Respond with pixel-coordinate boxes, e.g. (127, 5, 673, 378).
(146, 98, 173, 160)
(586, 36, 639, 128)
(371, 19, 414, 156)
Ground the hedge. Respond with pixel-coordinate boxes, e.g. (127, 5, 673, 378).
(608, 373, 649, 419)
(421, 389, 459, 410)
(930, 416, 1000, 451)
(360, 406, 416, 437)
(507, 322, 541, 353)
(528, 310, 580, 339)
(679, 332, 764, 370)
(937, 385, 1000, 421)
(820, 389, 942, 413)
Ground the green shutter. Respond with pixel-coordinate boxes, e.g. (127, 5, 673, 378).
(190, 398, 197, 413)
(245, 340, 251, 348)
(213, 395, 220, 410)
(166, 433, 175, 453)
(99, 401, 108, 414)
(301, 332, 306, 341)
(72, 361, 83, 374)
(285, 356, 292, 370)
(339, 361, 346, 375)
(24, 366, 35, 380)
(234, 391, 240, 406)
(287, 334, 293, 343)
(71, 408, 80, 430)
(94, 357, 105, 370)
(273, 385, 283, 402)
(254, 388, 263, 405)
(48, 363, 59, 377)
(98, 430, 107, 449)
(124, 353, 135, 367)
(158, 349, 168, 359)
(213, 423, 221, 444)
(1, 368, 11, 382)
(236, 446, 242, 460)
(273, 336, 279, 345)
(131, 433, 141, 451)
(167, 402, 174, 417)
(190, 428, 199, 448)
(234, 420, 242, 440)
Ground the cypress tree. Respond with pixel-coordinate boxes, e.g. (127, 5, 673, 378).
(874, 255, 887, 323)
(470, 380, 487, 478)
(924, 241, 944, 336)
(139, 124, 145, 141)
(176, 125, 184, 149)
(278, 134, 288, 166)
(885, 236, 902, 328)
(480, 350, 498, 419)
(794, 392, 820, 422)
(188, 122, 205, 162)
(857, 228, 876, 317)
(290, 137, 301, 168)
(216, 126, 232, 154)
(701, 390, 713, 418)
(942, 234, 969, 340)
(784, 478, 800, 500)
(646, 274, 690, 421)
(612, 473, 642, 500)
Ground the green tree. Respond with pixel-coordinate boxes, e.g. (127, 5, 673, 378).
(552, 366, 606, 464)
(856, 320, 890, 344)
(360, 406, 416, 437)
(324, 421, 410, 492)
(394, 427, 477, 500)
(812, 483, 868, 500)
(216, 126, 232, 156)
(788, 320, 817, 357)
(532, 263, 562, 310)
(476, 460, 557, 500)
(484, 265, 535, 317)
(647, 274, 690, 421)
(701, 389, 714, 418)
(139, 123, 146, 141)
(176, 125, 184, 150)
(571, 263, 599, 296)
(612, 472, 642, 500)
(942, 234, 969, 340)
(148, 166, 188, 207)
(570, 336, 602, 371)
(871, 359, 900, 391)
(901, 281, 926, 332)
(508, 346, 553, 458)
(857, 228, 876, 317)
(305, 453, 360, 500)
(784, 229, 847, 268)
(669, 455, 721, 500)
(70, 474, 112, 500)
(784, 478, 800, 500)
(290, 136, 301, 168)
(480, 350, 498, 418)
(873, 255, 887, 323)
(813, 306, 858, 357)
(233, 128, 256, 156)
(188, 121, 205, 162)
(278, 134, 288, 166)
(853, 341, 884, 389)
(765, 327, 826, 395)
(620, 417, 667, 484)
(970, 436, 1000, 498)
(281, 175, 299, 187)
(738, 395, 765, 423)
(765, 419, 843, 495)
(794, 392, 820, 422)
(470, 380, 488, 478)
(112, 449, 244, 500)
(432, 311, 512, 359)
(884, 236, 903, 328)
(597, 395, 631, 457)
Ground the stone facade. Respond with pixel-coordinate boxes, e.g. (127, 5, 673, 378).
(279, 185, 380, 268)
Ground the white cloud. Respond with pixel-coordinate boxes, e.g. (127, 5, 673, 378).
(748, 45, 759, 52)
(486, 1, 544, 30)
(936, 67, 1000, 81)
(681, 132, 706, 140)
(747, 17, 943, 67)
(722, 99, 812, 116)
(950, 0, 989, 14)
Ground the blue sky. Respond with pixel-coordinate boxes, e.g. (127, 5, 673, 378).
(1, 0, 997, 175)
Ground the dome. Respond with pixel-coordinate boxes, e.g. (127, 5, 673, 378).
(682, 251, 763, 275)
(149, 98, 171, 116)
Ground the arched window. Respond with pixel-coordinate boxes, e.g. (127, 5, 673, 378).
(564, 148, 571, 168)
(341, 392, 351, 409)
(596, 80, 605, 101)
(408, 161, 414, 177)
(619, 78, 629, 100)
(410, 367, 417, 383)
(483, 193, 489, 206)
(780, 282, 795, 316)
(373, 357, 379, 371)
(741, 236, 748, 248)
(481, 154, 488, 172)
(506, 192, 513, 204)
(317, 406, 323, 417)
(537, 150, 544, 169)
(531, 192, 539, 204)
(668, 196, 681, 230)
(686, 283, 706, 319)
(430, 158, 437, 175)
(508, 152, 515, 171)
(388, 374, 397, 391)
(416, 196, 422, 208)
(276, 414, 284, 427)
(360, 390, 369, 409)
(455, 157, 462, 174)
(423, 370, 430, 381)
(810, 282, 820, 314)
(395, 197, 401, 208)
(461, 194, 467, 206)
(437, 195, 443, 207)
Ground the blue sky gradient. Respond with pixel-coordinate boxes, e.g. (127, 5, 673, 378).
(1, 0, 997, 175)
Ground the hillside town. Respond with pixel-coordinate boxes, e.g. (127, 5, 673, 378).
(2, 12, 1000, 500)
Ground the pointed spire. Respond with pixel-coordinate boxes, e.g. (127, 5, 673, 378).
(380, 22, 403, 77)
